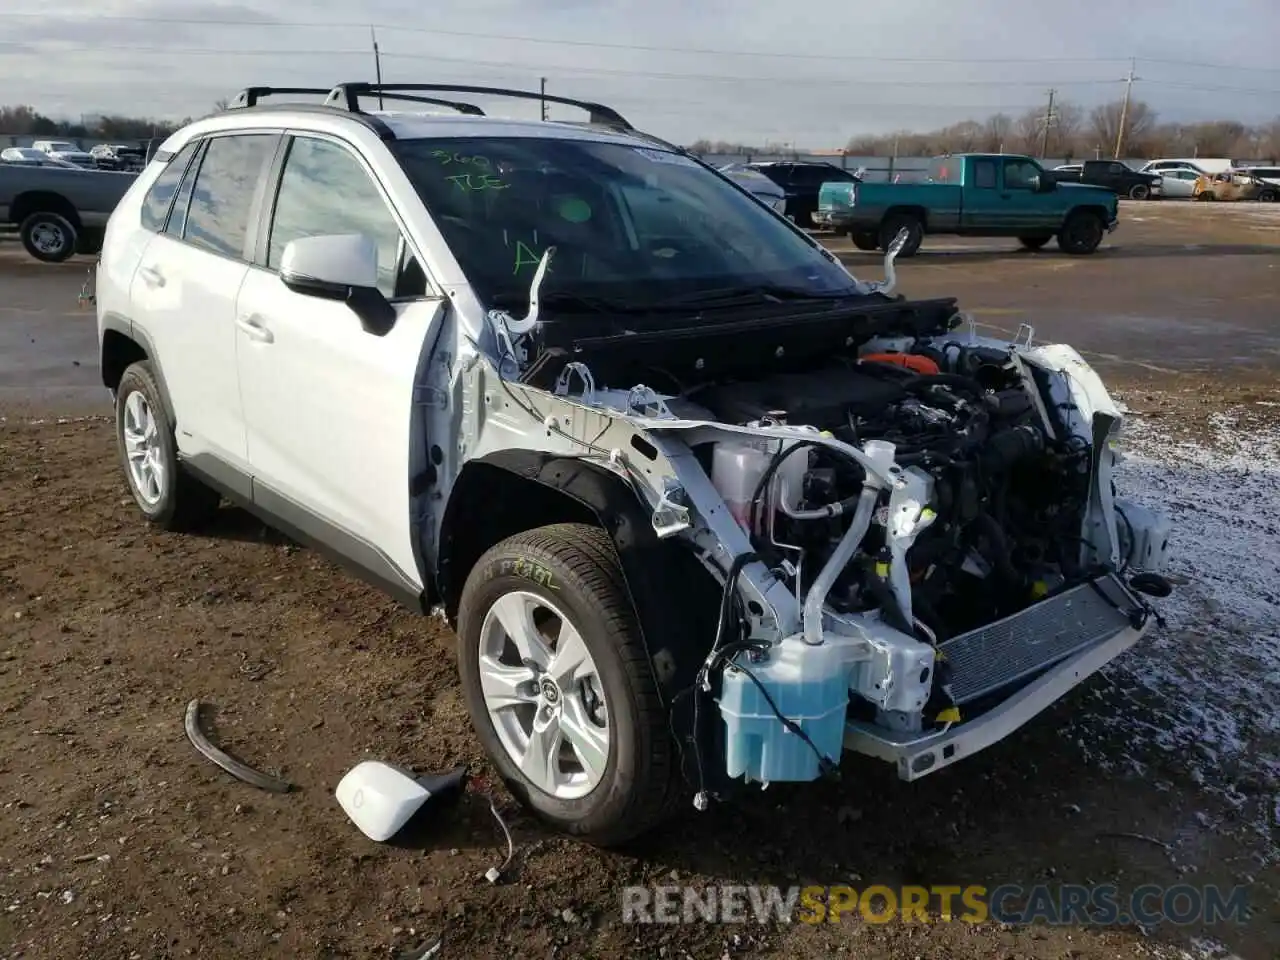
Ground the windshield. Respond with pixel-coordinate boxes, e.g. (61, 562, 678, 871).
(389, 137, 860, 309)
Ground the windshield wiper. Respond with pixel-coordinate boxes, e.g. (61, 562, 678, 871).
(643, 284, 854, 310)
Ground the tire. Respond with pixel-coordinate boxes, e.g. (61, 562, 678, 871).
(1018, 235, 1052, 251)
(76, 227, 104, 256)
(1128, 183, 1151, 201)
(457, 523, 676, 846)
(1195, 191, 1215, 202)
(19, 212, 78, 263)
(1056, 211, 1105, 255)
(114, 361, 221, 531)
(1258, 188, 1278, 203)
(850, 230, 879, 252)
(878, 213, 924, 258)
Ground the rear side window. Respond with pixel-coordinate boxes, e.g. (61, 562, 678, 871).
(140, 142, 198, 232)
(183, 134, 277, 259)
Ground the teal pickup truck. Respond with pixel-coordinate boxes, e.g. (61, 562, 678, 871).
(815, 153, 1119, 257)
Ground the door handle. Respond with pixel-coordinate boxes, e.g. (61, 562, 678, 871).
(236, 314, 274, 344)
(138, 266, 165, 288)
(1000, 193, 1012, 199)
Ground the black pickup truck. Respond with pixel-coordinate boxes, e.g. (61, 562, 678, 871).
(1051, 160, 1162, 200)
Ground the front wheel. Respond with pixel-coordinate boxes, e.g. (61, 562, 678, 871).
(1129, 183, 1151, 201)
(878, 213, 924, 257)
(1018, 235, 1052, 251)
(1258, 187, 1278, 203)
(1056, 211, 1106, 255)
(20, 212, 78, 263)
(457, 523, 677, 846)
(850, 230, 879, 252)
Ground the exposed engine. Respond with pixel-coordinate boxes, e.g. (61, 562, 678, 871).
(688, 340, 1095, 643)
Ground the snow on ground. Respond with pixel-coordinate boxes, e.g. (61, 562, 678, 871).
(1074, 404, 1280, 860)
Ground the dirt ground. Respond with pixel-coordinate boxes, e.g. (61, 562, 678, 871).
(2, 202, 1278, 960)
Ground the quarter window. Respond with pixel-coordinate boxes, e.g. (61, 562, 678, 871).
(140, 141, 198, 232)
(183, 134, 277, 259)
(267, 136, 409, 299)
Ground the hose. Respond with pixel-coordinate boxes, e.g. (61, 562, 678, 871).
(802, 483, 880, 646)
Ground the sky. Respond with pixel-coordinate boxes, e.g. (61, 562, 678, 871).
(1, 0, 1277, 146)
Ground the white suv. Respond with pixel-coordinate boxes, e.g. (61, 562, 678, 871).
(96, 83, 1174, 845)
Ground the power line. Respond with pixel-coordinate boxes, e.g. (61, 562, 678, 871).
(4, 41, 1276, 96)
(6, 39, 1276, 96)
(0, 12, 1277, 73)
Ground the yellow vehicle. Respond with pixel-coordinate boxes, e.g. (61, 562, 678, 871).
(1193, 169, 1264, 202)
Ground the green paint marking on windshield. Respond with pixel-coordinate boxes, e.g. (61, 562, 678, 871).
(446, 173, 509, 193)
(513, 240, 550, 275)
(556, 197, 592, 223)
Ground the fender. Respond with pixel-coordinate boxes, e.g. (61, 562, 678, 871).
(437, 450, 721, 708)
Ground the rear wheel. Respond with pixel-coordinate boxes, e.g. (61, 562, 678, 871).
(850, 230, 879, 252)
(1258, 187, 1278, 203)
(1128, 183, 1151, 201)
(1018, 235, 1052, 251)
(114, 361, 221, 530)
(878, 213, 924, 258)
(1056, 211, 1105, 255)
(20, 212, 77, 263)
(457, 523, 677, 846)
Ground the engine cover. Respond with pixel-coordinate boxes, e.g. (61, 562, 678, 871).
(695, 366, 905, 427)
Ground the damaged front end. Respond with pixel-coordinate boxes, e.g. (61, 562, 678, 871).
(457, 247, 1174, 798)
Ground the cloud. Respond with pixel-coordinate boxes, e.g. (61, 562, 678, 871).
(1, 0, 1276, 144)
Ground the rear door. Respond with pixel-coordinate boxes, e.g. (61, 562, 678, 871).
(128, 132, 279, 469)
(233, 132, 446, 596)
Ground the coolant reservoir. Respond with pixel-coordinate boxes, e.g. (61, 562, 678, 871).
(712, 440, 772, 532)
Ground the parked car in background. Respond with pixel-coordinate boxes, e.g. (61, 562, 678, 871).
(745, 160, 860, 227)
(1194, 169, 1266, 202)
(1051, 160, 1162, 200)
(1139, 157, 1234, 178)
(1157, 168, 1201, 199)
(0, 161, 137, 261)
(1240, 166, 1279, 202)
(91, 143, 147, 172)
(1, 147, 84, 169)
(717, 162, 788, 215)
(816, 153, 1119, 256)
(30, 139, 99, 168)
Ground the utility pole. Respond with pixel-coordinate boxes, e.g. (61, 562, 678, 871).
(540, 77, 548, 121)
(1038, 88, 1056, 159)
(370, 27, 384, 109)
(1114, 58, 1138, 159)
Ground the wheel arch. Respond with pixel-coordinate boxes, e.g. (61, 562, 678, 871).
(882, 205, 928, 230)
(436, 452, 721, 706)
(99, 317, 177, 426)
(11, 191, 82, 229)
(1064, 203, 1111, 224)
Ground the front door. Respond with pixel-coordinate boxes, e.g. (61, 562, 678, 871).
(233, 133, 445, 595)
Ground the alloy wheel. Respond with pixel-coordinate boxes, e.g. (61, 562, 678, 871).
(478, 590, 611, 800)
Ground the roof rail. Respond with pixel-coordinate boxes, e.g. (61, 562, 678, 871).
(324, 83, 633, 130)
(226, 86, 483, 117)
(229, 87, 334, 109)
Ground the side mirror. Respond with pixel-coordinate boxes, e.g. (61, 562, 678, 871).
(279, 234, 395, 336)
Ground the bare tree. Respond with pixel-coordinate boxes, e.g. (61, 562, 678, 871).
(1090, 99, 1157, 154)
